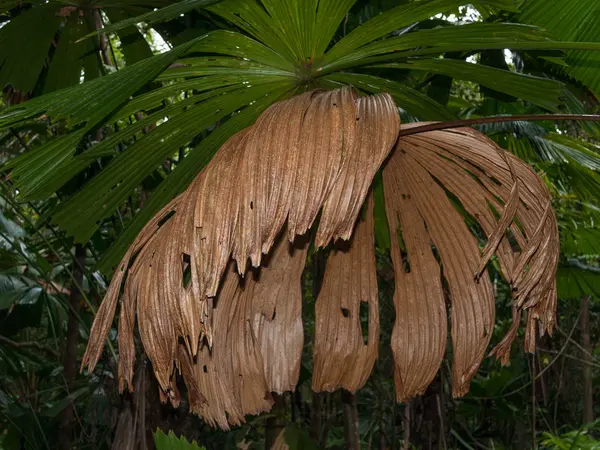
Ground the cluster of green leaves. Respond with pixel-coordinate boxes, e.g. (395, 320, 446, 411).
(154, 429, 206, 450)
(0, 185, 115, 449)
(540, 420, 600, 449)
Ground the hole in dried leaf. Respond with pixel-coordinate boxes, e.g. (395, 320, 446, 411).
(311, 250, 327, 297)
(437, 178, 488, 243)
(182, 253, 191, 288)
(490, 176, 502, 186)
(341, 307, 349, 318)
(512, 215, 527, 240)
(487, 200, 501, 220)
(395, 223, 411, 273)
(359, 301, 369, 344)
(157, 210, 176, 228)
(505, 228, 521, 253)
(203, 365, 207, 373)
(250, 201, 254, 210)
(431, 243, 441, 264)
(402, 254, 411, 274)
(441, 273, 451, 309)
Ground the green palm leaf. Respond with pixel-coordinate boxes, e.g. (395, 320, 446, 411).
(318, 22, 600, 74)
(323, 72, 454, 120)
(520, 0, 600, 97)
(82, 0, 222, 38)
(370, 59, 565, 111)
(557, 267, 600, 298)
(561, 228, 600, 257)
(323, 0, 519, 64)
(153, 429, 205, 450)
(0, 41, 193, 131)
(480, 120, 600, 201)
(42, 16, 90, 94)
(0, 5, 62, 93)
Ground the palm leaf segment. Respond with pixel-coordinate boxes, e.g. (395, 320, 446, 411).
(82, 87, 558, 429)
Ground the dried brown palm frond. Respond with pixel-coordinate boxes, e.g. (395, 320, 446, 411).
(177, 232, 308, 429)
(312, 193, 379, 393)
(384, 125, 558, 399)
(82, 87, 560, 429)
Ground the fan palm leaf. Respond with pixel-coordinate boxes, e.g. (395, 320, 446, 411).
(519, 0, 600, 97)
(81, 87, 559, 428)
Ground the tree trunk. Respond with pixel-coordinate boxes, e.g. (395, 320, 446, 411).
(111, 360, 151, 450)
(265, 394, 286, 450)
(342, 390, 360, 450)
(59, 244, 86, 450)
(310, 392, 323, 444)
(403, 402, 410, 450)
(581, 295, 594, 424)
(112, 406, 135, 450)
(409, 374, 447, 450)
(94, 11, 113, 66)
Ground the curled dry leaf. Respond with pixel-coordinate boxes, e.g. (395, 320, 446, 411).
(383, 158, 447, 402)
(178, 232, 308, 429)
(82, 87, 559, 428)
(383, 126, 558, 397)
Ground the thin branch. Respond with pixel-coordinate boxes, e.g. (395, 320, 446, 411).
(0, 335, 59, 358)
(567, 258, 600, 273)
(0, 229, 87, 329)
(436, 394, 447, 450)
(0, 180, 104, 297)
(27, 399, 51, 450)
(9, 127, 28, 151)
(556, 325, 598, 361)
(397, 114, 600, 137)
(470, 312, 581, 400)
(553, 350, 566, 434)
(94, 10, 113, 67)
(538, 347, 600, 368)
